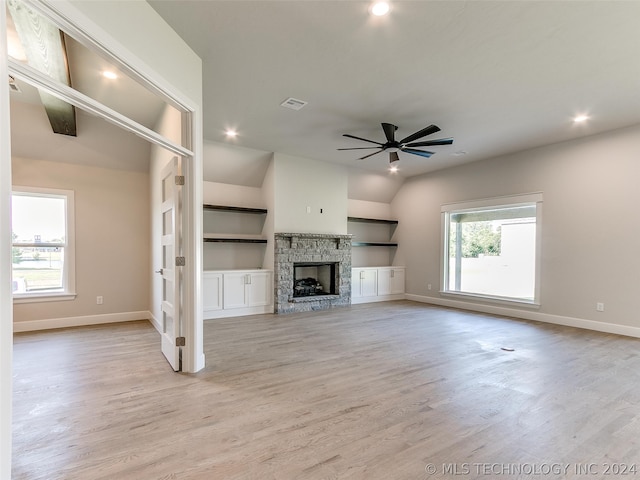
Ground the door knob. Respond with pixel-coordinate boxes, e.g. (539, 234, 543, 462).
(155, 269, 163, 274)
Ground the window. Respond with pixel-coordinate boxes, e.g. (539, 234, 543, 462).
(442, 193, 542, 305)
(11, 187, 75, 302)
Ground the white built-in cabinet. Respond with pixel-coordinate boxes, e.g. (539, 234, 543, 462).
(348, 216, 404, 304)
(202, 203, 274, 319)
(203, 269, 273, 319)
(352, 266, 405, 304)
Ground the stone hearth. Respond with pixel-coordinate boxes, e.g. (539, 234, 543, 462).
(274, 233, 352, 313)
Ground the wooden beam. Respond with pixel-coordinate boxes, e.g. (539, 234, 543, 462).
(7, 0, 76, 136)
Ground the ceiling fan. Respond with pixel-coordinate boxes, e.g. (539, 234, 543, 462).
(339, 123, 453, 163)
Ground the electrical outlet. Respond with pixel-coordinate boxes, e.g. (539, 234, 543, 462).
(306, 206, 311, 214)
(596, 302, 604, 312)
(96, 296, 103, 305)
(427, 284, 432, 291)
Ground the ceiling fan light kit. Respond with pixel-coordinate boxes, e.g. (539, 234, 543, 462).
(339, 122, 454, 163)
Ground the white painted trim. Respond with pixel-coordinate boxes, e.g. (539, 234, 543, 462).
(351, 294, 405, 304)
(0, 1, 14, 476)
(441, 192, 543, 305)
(13, 311, 152, 333)
(406, 294, 640, 339)
(148, 311, 162, 334)
(441, 192, 544, 212)
(13, 293, 77, 304)
(9, 60, 193, 160)
(439, 291, 539, 309)
(12, 185, 76, 298)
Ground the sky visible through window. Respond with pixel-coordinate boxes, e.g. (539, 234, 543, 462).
(12, 194, 65, 242)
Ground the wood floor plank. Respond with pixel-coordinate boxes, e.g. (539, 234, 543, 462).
(12, 301, 640, 479)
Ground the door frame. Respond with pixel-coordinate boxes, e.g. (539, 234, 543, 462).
(1, 3, 14, 477)
(1, 0, 204, 474)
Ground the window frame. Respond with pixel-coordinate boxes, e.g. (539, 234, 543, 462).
(11, 186, 76, 303)
(441, 193, 543, 307)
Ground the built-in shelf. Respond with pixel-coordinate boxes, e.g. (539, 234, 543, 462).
(351, 241, 398, 247)
(347, 216, 398, 225)
(203, 238, 268, 244)
(203, 204, 267, 214)
(348, 216, 398, 250)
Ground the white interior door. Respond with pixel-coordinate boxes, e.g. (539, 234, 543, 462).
(159, 157, 182, 371)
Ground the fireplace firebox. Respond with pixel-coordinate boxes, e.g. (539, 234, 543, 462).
(293, 262, 337, 297)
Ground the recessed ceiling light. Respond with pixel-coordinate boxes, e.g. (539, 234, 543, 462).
(102, 70, 118, 80)
(371, 1, 390, 16)
(389, 165, 398, 173)
(225, 129, 238, 138)
(573, 114, 590, 123)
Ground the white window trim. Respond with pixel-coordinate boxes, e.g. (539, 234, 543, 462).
(12, 186, 76, 303)
(441, 192, 543, 306)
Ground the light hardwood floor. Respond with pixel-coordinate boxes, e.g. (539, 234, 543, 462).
(12, 301, 640, 479)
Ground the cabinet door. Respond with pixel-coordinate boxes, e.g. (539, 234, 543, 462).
(352, 269, 363, 298)
(390, 268, 405, 294)
(247, 271, 271, 307)
(360, 269, 378, 297)
(203, 273, 223, 315)
(223, 272, 249, 309)
(377, 268, 392, 295)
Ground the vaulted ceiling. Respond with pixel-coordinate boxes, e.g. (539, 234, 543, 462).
(150, 0, 640, 177)
(9, 1, 640, 184)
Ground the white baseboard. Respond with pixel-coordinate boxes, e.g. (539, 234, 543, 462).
(352, 293, 405, 305)
(406, 294, 640, 339)
(14, 311, 152, 333)
(148, 311, 162, 333)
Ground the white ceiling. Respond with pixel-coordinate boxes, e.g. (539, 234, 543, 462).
(149, 0, 640, 178)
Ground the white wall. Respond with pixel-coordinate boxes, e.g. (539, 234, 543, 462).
(393, 123, 640, 332)
(347, 199, 393, 219)
(12, 157, 150, 329)
(273, 153, 348, 235)
(262, 159, 276, 271)
(203, 181, 264, 208)
(201, 181, 268, 270)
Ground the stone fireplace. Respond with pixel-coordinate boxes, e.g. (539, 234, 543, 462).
(274, 233, 352, 313)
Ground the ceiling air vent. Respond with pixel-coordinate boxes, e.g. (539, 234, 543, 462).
(8, 75, 21, 93)
(280, 97, 308, 111)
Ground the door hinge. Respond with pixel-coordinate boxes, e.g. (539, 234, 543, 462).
(175, 256, 186, 266)
(176, 336, 186, 347)
(175, 175, 185, 186)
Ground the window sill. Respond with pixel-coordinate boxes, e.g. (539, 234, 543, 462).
(440, 291, 540, 309)
(13, 292, 77, 304)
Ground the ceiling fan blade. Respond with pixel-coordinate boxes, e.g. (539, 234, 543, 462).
(405, 138, 454, 147)
(401, 148, 434, 158)
(381, 123, 397, 143)
(343, 133, 383, 146)
(398, 124, 441, 144)
(358, 150, 385, 160)
(389, 151, 400, 163)
(337, 147, 381, 150)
